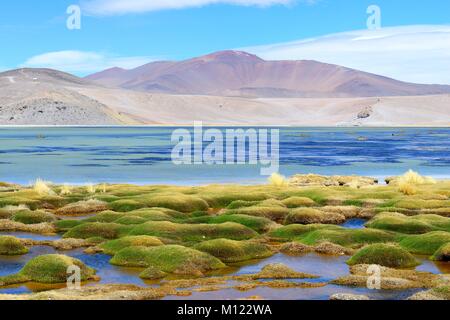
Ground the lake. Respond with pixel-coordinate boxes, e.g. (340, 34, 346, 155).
(0, 127, 448, 185)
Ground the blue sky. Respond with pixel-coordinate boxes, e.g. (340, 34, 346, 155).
(1, 0, 450, 83)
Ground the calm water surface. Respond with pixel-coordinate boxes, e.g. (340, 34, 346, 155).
(0, 127, 448, 185)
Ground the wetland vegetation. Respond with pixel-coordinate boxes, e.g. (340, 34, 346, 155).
(0, 171, 449, 300)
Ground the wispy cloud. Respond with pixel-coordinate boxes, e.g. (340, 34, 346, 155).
(81, 0, 302, 16)
(21, 51, 156, 75)
(244, 25, 450, 85)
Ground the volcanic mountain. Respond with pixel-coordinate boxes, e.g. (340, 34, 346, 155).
(86, 50, 450, 98)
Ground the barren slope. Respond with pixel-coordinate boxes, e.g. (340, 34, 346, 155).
(87, 51, 450, 98)
(0, 69, 120, 125)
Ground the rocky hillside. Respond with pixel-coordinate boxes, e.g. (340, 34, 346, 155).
(0, 69, 119, 125)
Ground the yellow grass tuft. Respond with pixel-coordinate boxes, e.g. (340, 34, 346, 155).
(86, 183, 97, 194)
(268, 173, 288, 187)
(398, 170, 436, 185)
(32, 179, 55, 196)
(398, 181, 417, 196)
(60, 184, 72, 196)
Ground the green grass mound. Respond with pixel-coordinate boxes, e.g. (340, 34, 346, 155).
(54, 219, 82, 231)
(0, 236, 29, 255)
(226, 206, 289, 222)
(139, 266, 167, 280)
(128, 221, 258, 243)
(258, 199, 286, 208)
(394, 199, 450, 210)
(83, 209, 177, 225)
(227, 200, 260, 209)
(367, 213, 450, 234)
(347, 244, 420, 268)
(0, 254, 96, 285)
(138, 194, 209, 213)
(63, 222, 132, 240)
(113, 216, 148, 225)
(399, 231, 450, 255)
(194, 239, 273, 263)
(186, 214, 274, 233)
(298, 227, 396, 248)
(110, 245, 225, 276)
(285, 208, 346, 225)
(100, 236, 164, 255)
(281, 197, 316, 208)
(85, 211, 125, 223)
(127, 208, 180, 220)
(268, 224, 341, 241)
(409, 215, 450, 232)
(109, 199, 145, 212)
(366, 213, 434, 234)
(11, 210, 57, 225)
(0, 205, 27, 219)
(0, 196, 40, 210)
(431, 243, 450, 261)
(199, 191, 271, 208)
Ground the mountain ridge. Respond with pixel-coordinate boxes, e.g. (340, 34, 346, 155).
(85, 50, 450, 98)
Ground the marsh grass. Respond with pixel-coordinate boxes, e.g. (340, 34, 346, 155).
(100, 236, 164, 255)
(284, 208, 345, 225)
(11, 210, 57, 225)
(0, 254, 96, 285)
(366, 213, 450, 234)
(63, 222, 132, 240)
(110, 245, 225, 275)
(185, 214, 275, 233)
(128, 221, 258, 243)
(347, 243, 420, 268)
(194, 239, 273, 263)
(398, 231, 450, 255)
(431, 243, 450, 261)
(0, 236, 29, 255)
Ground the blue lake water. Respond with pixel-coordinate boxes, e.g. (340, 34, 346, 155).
(0, 127, 448, 185)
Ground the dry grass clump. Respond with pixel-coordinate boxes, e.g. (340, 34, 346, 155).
(394, 170, 437, 195)
(56, 199, 109, 216)
(285, 208, 346, 225)
(252, 263, 318, 279)
(86, 184, 97, 194)
(398, 182, 418, 196)
(332, 264, 443, 290)
(32, 179, 55, 196)
(59, 185, 72, 196)
(268, 173, 288, 188)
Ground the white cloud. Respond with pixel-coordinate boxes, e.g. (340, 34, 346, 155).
(21, 51, 155, 75)
(243, 25, 450, 85)
(81, 0, 299, 15)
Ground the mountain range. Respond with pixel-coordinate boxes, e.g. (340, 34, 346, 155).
(86, 50, 450, 98)
(0, 50, 449, 125)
